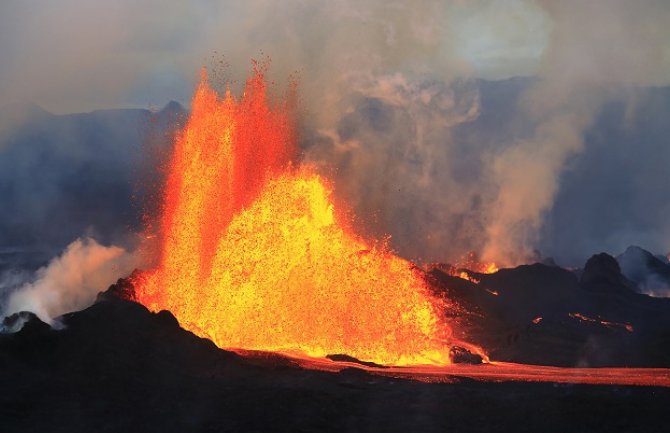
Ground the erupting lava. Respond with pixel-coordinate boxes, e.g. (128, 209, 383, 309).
(457, 253, 499, 275)
(135, 65, 474, 365)
(430, 252, 498, 284)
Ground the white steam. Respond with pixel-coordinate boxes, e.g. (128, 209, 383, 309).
(2, 238, 138, 326)
(480, 0, 670, 265)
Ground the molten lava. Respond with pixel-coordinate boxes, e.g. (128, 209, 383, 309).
(454, 252, 499, 275)
(569, 312, 634, 333)
(431, 252, 498, 284)
(135, 66, 473, 365)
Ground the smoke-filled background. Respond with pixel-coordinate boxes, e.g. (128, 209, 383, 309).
(2, 0, 670, 317)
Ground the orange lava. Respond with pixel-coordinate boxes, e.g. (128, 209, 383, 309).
(455, 252, 499, 275)
(457, 271, 480, 284)
(135, 66, 475, 366)
(286, 355, 670, 387)
(569, 312, 634, 333)
(433, 252, 498, 283)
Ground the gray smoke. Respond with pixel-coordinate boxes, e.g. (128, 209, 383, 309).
(480, 0, 670, 265)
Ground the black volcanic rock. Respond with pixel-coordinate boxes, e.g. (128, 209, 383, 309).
(449, 346, 484, 364)
(326, 354, 388, 368)
(428, 260, 670, 367)
(154, 308, 180, 328)
(580, 253, 637, 295)
(0, 285, 669, 432)
(103, 273, 140, 302)
(1, 311, 49, 334)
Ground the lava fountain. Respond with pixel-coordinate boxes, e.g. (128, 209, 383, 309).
(134, 65, 478, 366)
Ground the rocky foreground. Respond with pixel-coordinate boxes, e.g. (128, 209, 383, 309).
(1, 261, 669, 433)
(429, 252, 670, 368)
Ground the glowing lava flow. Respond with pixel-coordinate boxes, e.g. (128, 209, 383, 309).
(135, 66, 473, 366)
(430, 252, 498, 284)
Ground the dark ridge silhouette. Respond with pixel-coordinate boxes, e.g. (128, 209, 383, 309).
(1, 283, 669, 433)
(428, 254, 670, 367)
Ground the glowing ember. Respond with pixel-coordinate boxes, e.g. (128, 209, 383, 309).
(288, 356, 670, 387)
(135, 65, 477, 366)
(531, 316, 543, 324)
(569, 313, 634, 333)
(455, 252, 499, 275)
(458, 271, 480, 284)
(436, 252, 498, 283)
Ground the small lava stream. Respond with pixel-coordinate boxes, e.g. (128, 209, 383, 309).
(235, 350, 670, 387)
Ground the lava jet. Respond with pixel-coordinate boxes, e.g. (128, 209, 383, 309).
(133, 65, 481, 366)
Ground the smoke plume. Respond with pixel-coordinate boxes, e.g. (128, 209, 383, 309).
(480, 0, 670, 265)
(2, 238, 139, 326)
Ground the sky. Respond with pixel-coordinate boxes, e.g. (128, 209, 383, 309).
(0, 0, 551, 113)
(1, 0, 670, 268)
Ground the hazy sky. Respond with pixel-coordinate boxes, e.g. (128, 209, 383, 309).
(0, 0, 550, 113)
(1, 0, 669, 267)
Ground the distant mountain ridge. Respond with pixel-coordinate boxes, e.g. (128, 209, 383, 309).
(1, 78, 669, 266)
(0, 101, 187, 259)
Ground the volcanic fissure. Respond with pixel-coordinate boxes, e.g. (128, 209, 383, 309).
(133, 66, 485, 366)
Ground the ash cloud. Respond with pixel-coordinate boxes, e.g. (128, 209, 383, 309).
(479, 0, 670, 266)
(303, 0, 670, 266)
(0, 0, 475, 114)
(1, 0, 670, 269)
